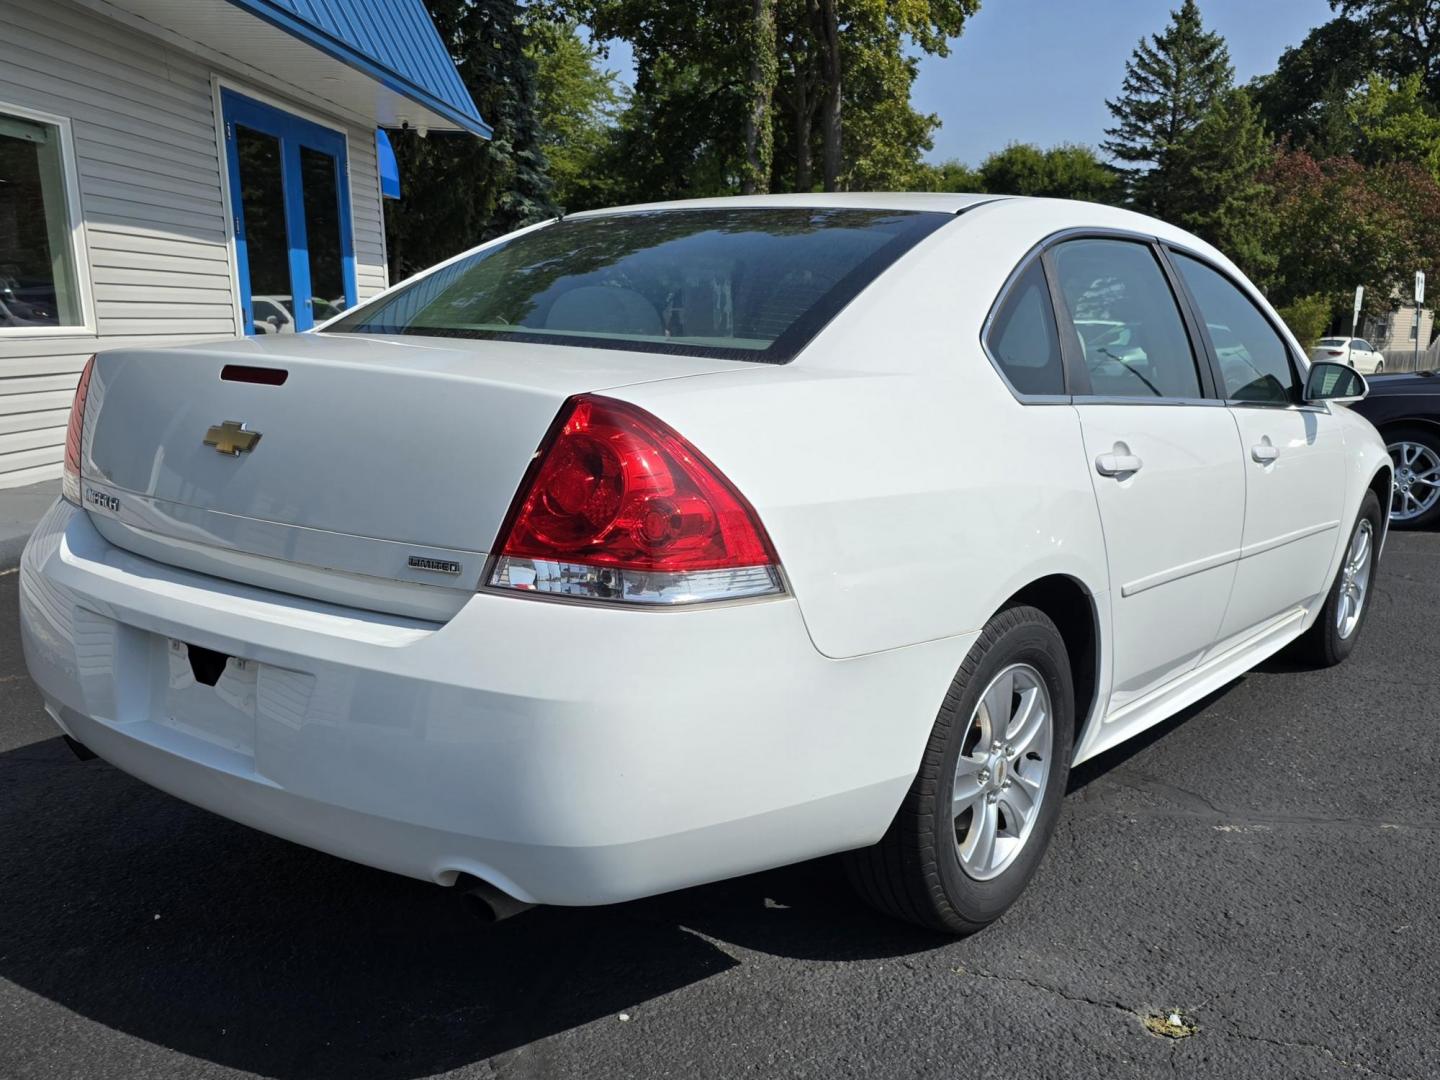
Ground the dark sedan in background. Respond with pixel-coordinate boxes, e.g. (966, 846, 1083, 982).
(1352, 371, 1440, 528)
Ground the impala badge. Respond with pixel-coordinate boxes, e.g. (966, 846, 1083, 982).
(204, 420, 261, 455)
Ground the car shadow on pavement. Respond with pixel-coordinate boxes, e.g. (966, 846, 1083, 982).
(0, 735, 938, 1079)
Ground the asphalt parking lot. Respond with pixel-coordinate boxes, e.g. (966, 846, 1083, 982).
(1, 529, 1436, 1080)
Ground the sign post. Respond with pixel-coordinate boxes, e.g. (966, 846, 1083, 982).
(1351, 286, 1364, 368)
(1416, 272, 1426, 371)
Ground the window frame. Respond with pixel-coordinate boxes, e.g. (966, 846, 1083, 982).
(1044, 229, 1220, 406)
(979, 239, 1070, 402)
(1160, 243, 1314, 411)
(0, 99, 94, 338)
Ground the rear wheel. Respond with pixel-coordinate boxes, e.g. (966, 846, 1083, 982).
(1385, 426, 1440, 528)
(844, 605, 1073, 934)
(1296, 491, 1383, 667)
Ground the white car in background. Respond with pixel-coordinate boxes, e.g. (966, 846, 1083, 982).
(1311, 336, 1385, 374)
(21, 195, 1392, 935)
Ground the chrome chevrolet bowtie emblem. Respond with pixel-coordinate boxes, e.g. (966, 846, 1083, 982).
(204, 420, 261, 455)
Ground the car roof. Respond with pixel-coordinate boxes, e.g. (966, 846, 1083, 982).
(568, 192, 1001, 217)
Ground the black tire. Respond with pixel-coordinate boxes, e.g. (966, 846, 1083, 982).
(1383, 424, 1440, 530)
(1296, 490, 1383, 667)
(844, 605, 1074, 935)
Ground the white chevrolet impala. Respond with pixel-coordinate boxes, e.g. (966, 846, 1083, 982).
(21, 195, 1391, 934)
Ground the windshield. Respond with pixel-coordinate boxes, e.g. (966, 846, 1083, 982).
(326, 207, 951, 363)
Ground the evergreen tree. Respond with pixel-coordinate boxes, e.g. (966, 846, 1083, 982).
(1164, 89, 1278, 283)
(1103, 0, 1234, 217)
(385, 0, 557, 277)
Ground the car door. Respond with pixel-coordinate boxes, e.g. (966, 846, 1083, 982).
(1049, 237, 1246, 711)
(1167, 250, 1348, 650)
(1351, 338, 1375, 373)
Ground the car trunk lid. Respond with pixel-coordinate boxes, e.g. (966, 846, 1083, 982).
(79, 333, 736, 618)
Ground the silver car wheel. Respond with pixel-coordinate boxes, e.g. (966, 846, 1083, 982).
(1388, 440, 1440, 522)
(952, 663, 1052, 881)
(1335, 518, 1374, 640)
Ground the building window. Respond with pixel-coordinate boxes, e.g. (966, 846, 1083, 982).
(0, 109, 84, 330)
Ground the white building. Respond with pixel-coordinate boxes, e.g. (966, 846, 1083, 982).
(0, 0, 490, 487)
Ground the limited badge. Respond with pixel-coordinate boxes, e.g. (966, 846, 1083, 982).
(408, 555, 462, 575)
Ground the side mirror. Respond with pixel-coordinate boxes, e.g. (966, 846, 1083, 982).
(1304, 361, 1368, 404)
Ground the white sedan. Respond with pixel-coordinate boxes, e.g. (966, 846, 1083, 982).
(1311, 336, 1385, 374)
(20, 194, 1391, 934)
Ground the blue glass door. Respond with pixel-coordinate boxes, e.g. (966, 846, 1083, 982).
(222, 90, 357, 335)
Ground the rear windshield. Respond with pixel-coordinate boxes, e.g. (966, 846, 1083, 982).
(1317, 338, 1347, 346)
(326, 207, 951, 363)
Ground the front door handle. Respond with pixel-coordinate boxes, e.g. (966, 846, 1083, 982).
(1096, 451, 1144, 477)
(1252, 442, 1279, 464)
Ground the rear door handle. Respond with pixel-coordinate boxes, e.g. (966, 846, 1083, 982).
(1095, 452, 1144, 477)
(1252, 442, 1279, 464)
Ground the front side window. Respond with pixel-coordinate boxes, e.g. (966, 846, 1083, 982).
(0, 110, 83, 330)
(1353, 338, 1373, 351)
(1051, 239, 1202, 399)
(986, 260, 1065, 396)
(1171, 252, 1298, 405)
(328, 208, 951, 363)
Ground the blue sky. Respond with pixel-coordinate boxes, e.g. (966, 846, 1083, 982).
(915, 0, 1336, 163)
(598, 0, 1338, 166)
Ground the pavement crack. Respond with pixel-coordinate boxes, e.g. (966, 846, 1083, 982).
(1209, 1026, 1413, 1080)
(960, 967, 1139, 1021)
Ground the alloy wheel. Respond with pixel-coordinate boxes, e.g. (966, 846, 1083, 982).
(1387, 440, 1440, 523)
(951, 663, 1052, 881)
(1336, 519, 1374, 640)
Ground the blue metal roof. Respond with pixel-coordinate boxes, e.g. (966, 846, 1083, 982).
(224, 0, 491, 138)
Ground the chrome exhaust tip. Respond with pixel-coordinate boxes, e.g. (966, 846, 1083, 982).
(459, 876, 535, 923)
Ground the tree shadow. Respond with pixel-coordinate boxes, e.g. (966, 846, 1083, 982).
(0, 736, 939, 1080)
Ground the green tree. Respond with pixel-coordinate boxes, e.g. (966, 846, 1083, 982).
(1249, 18, 1378, 153)
(1333, 0, 1440, 98)
(1103, 0, 1234, 216)
(386, 0, 556, 276)
(527, 21, 626, 212)
(976, 143, 1121, 203)
(1349, 71, 1440, 177)
(913, 158, 985, 192)
(1164, 89, 1278, 282)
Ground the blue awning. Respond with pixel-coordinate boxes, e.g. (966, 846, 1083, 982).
(377, 129, 401, 199)
(223, 0, 491, 138)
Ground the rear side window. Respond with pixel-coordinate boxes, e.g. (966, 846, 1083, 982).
(1051, 239, 1203, 399)
(986, 260, 1065, 396)
(327, 208, 951, 363)
(1171, 252, 1298, 405)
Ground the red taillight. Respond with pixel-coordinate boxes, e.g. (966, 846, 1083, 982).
(488, 395, 782, 604)
(1325, 349, 1345, 356)
(61, 355, 95, 504)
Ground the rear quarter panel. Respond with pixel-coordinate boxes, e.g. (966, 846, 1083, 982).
(616, 205, 1111, 661)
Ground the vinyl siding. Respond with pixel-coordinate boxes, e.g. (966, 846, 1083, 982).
(0, 0, 391, 487)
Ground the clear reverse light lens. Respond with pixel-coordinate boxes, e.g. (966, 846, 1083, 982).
(490, 557, 782, 604)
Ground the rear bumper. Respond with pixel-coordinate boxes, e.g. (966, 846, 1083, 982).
(20, 500, 971, 905)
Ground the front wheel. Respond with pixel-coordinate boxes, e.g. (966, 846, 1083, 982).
(1296, 491, 1383, 667)
(844, 605, 1073, 934)
(1385, 426, 1440, 528)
